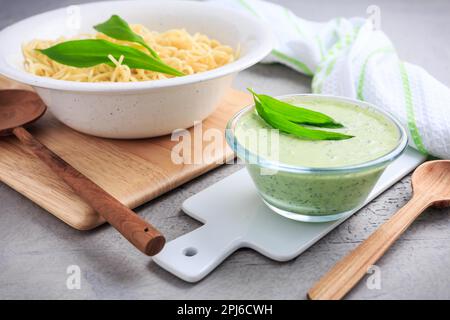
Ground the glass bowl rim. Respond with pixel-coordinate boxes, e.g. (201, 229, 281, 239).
(226, 93, 409, 174)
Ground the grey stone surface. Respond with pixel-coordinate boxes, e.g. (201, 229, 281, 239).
(1, 0, 450, 300)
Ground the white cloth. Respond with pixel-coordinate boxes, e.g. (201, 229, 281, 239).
(213, 0, 450, 158)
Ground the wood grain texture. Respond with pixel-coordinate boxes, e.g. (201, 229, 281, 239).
(307, 196, 430, 300)
(0, 90, 46, 134)
(308, 160, 450, 300)
(0, 76, 252, 230)
(11, 126, 165, 255)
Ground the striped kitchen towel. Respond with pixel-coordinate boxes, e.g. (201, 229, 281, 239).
(213, 0, 450, 159)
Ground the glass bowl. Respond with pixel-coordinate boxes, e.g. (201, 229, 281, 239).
(226, 94, 408, 222)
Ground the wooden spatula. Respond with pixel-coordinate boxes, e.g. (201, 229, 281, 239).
(308, 160, 449, 300)
(0, 89, 165, 255)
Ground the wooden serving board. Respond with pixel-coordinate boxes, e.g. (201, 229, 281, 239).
(0, 76, 251, 230)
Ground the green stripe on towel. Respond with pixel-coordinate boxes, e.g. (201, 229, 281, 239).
(399, 61, 428, 155)
(357, 47, 394, 101)
(236, 0, 259, 17)
(312, 33, 355, 93)
(272, 50, 314, 76)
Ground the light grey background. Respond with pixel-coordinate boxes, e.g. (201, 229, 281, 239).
(0, 0, 449, 300)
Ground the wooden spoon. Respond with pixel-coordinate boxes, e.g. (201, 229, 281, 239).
(308, 160, 449, 300)
(0, 89, 165, 256)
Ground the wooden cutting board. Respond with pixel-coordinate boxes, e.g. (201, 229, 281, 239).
(0, 76, 251, 230)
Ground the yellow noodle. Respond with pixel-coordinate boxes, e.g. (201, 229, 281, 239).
(22, 25, 236, 82)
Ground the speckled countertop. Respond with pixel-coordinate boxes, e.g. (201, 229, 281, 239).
(1, 0, 449, 299)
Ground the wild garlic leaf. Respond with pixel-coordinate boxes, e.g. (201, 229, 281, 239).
(248, 88, 343, 128)
(250, 90, 353, 141)
(94, 15, 160, 59)
(38, 39, 184, 76)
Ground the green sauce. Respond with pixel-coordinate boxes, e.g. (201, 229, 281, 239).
(233, 96, 402, 220)
(235, 97, 400, 168)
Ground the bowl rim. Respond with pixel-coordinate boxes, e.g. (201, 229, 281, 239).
(226, 94, 409, 174)
(0, 0, 274, 92)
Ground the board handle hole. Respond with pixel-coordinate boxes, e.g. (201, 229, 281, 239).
(183, 247, 198, 257)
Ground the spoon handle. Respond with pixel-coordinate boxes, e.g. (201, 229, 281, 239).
(12, 126, 165, 256)
(308, 195, 430, 300)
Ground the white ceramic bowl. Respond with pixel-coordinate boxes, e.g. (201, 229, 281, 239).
(0, 0, 273, 138)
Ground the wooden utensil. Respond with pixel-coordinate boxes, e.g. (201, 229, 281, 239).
(0, 89, 165, 255)
(308, 160, 449, 300)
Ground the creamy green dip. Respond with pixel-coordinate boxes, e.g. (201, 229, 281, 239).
(235, 98, 400, 168)
(233, 96, 402, 220)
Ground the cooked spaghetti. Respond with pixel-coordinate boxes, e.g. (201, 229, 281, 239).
(22, 25, 236, 82)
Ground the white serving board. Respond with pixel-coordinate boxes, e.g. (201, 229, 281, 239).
(153, 147, 426, 282)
